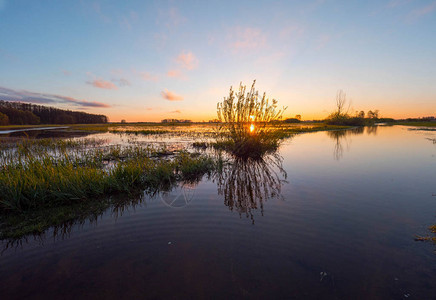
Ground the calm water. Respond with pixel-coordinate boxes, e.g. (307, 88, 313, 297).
(1, 126, 435, 299)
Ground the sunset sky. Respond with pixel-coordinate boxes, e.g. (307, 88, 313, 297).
(0, 0, 435, 122)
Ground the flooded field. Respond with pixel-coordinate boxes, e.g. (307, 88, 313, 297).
(1, 124, 435, 299)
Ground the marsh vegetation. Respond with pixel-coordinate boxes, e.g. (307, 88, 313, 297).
(216, 81, 286, 158)
(0, 96, 434, 244)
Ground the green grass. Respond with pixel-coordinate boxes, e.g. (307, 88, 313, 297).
(0, 145, 217, 239)
(0, 145, 216, 212)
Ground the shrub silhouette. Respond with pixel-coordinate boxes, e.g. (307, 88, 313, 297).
(216, 80, 286, 158)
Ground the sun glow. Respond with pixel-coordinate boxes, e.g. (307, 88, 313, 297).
(250, 123, 255, 133)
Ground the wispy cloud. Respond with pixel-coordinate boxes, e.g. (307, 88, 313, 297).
(158, 7, 186, 29)
(112, 78, 131, 87)
(169, 110, 181, 114)
(176, 51, 198, 70)
(166, 69, 186, 80)
(58, 96, 111, 108)
(87, 79, 118, 90)
(386, 0, 412, 8)
(92, 2, 111, 23)
(119, 11, 138, 30)
(227, 27, 267, 53)
(62, 69, 71, 76)
(0, 86, 110, 108)
(161, 89, 183, 101)
(139, 71, 159, 82)
(408, 1, 436, 20)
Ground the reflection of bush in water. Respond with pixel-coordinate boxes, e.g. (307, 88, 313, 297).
(326, 127, 368, 160)
(215, 153, 287, 223)
(325, 127, 365, 140)
(366, 126, 378, 135)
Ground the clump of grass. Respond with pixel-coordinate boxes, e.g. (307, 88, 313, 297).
(216, 80, 286, 158)
(0, 146, 217, 213)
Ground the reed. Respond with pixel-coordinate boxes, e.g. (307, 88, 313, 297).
(216, 80, 286, 158)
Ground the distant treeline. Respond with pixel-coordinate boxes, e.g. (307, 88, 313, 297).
(0, 100, 108, 125)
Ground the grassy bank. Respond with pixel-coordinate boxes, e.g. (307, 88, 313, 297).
(0, 141, 218, 238)
(0, 146, 216, 212)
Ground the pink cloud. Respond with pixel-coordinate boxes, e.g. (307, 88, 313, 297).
(87, 79, 118, 90)
(167, 69, 181, 77)
(139, 71, 158, 82)
(228, 27, 266, 52)
(158, 7, 186, 29)
(170, 110, 181, 114)
(176, 51, 198, 70)
(166, 69, 187, 80)
(161, 89, 183, 101)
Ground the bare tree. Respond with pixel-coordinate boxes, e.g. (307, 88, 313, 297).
(335, 90, 348, 118)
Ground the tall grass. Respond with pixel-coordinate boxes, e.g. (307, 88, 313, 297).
(0, 145, 216, 212)
(216, 80, 286, 158)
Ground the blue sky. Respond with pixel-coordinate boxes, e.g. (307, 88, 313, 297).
(0, 0, 435, 121)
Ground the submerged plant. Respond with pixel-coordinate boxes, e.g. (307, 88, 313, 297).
(216, 80, 286, 158)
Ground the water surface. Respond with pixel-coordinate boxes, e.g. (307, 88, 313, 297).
(1, 125, 435, 299)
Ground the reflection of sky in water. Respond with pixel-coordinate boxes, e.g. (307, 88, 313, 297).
(1, 125, 436, 299)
